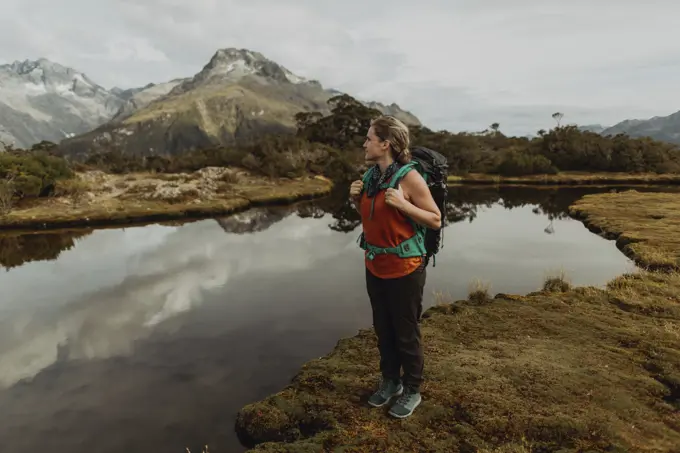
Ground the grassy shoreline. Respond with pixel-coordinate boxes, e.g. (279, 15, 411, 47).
(448, 172, 680, 186)
(0, 168, 333, 232)
(2, 169, 679, 232)
(570, 192, 680, 272)
(234, 189, 680, 452)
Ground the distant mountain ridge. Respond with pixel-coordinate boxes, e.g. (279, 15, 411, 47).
(574, 111, 680, 145)
(0, 49, 421, 155)
(598, 110, 680, 144)
(0, 58, 124, 148)
(110, 78, 187, 122)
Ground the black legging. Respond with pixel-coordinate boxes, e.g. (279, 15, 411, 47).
(365, 262, 426, 392)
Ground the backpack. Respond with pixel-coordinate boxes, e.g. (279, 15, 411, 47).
(358, 146, 448, 267)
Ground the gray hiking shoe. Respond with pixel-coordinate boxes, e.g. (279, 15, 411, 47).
(388, 389, 422, 418)
(367, 378, 403, 407)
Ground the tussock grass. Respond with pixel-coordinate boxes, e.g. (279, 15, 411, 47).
(468, 278, 492, 303)
(542, 268, 571, 293)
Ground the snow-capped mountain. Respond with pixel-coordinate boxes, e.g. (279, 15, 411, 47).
(1, 48, 421, 154)
(0, 58, 124, 148)
(170, 48, 310, 95)
(57, 47, 422, 158)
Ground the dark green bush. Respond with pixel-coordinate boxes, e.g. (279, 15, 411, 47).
(0, 150, 74, 199)
(496, 149, 558, 176)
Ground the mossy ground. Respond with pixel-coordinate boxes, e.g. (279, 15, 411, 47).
(570, 191, 680, 272)
(235, 189, 680, 453)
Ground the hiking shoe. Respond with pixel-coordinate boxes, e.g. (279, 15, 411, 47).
(388, 389, 422, 418)
(367, 378, 403, 408)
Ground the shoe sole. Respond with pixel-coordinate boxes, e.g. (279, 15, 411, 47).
(367, 386, 404, 408)
(388, 397, 422, 419)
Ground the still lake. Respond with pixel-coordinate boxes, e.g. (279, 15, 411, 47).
(0, 185, 673, 452)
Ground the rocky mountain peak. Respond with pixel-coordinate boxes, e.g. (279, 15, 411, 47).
(7, 58, 70, 79)
(0, 58, 124, 148)
(5, 58, 61, 74)
(210, 48, 265, 66)
(1, 57, 105, 98)
(174, 47, 308, 93)
(7, 58, 44, 74)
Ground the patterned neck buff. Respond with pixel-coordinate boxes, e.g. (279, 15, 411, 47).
(365, 161, 401, 198)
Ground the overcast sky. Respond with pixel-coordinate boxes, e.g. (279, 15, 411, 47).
(1, 0, 679, 135)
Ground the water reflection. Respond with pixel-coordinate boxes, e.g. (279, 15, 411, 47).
(5, 184, 675, 270)
(0, 213, 356, 386)
(0, 230, 93, 270)
(216, 206, 292, 234)
(0, 184, 674, 453)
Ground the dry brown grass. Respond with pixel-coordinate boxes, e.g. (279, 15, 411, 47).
(53, 177, 91, 207)
(448, 172, 680, 186)
(220, 169, 242, 185)
(468, 278, 493, 304)
(0, 169, 332, 231)
(542, 269, 572, 293)
(235, 189, 680, 453)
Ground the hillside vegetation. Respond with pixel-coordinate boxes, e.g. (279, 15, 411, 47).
(296, 96, 680, 176)
(2, 94, 680, 214)
(67, 94, 680, 182)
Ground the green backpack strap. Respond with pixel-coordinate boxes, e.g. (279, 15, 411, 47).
(360, 162, 418, 220)
(386, 162, 426, 233)
(360, 167, 374, 190)
(387, 162, 418, 189)
(358, 167, 375, 219)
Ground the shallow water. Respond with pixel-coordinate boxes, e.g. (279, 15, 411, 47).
(0, 185, 673, 453)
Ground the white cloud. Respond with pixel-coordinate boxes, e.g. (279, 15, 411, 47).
(1, 0, 679, 135)
(78, 37, 168, 63)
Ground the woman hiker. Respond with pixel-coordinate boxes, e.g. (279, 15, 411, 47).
(349, 115, 441, 419)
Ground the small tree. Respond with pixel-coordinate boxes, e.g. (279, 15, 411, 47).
(552, 112, 564, 127)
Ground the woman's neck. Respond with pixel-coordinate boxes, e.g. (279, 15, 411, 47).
(377, 156, 395, 173)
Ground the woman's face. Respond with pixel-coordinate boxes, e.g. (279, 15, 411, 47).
(363, 126, 389, 163)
